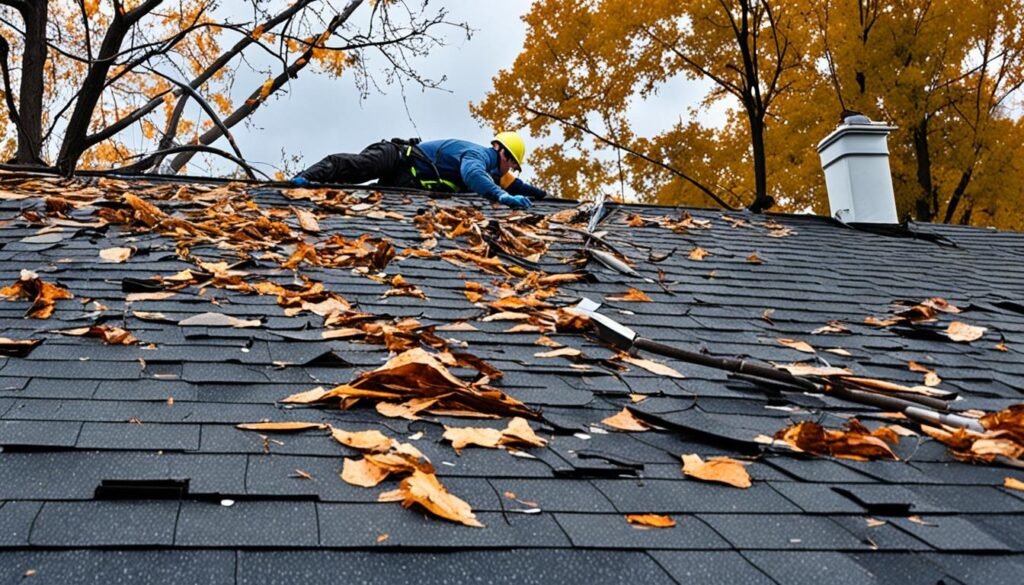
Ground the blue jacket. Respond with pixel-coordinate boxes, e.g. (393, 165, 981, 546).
(413, 139, 547, 202)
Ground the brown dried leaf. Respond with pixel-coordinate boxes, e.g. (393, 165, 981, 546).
(376, 397, 439, 420)
(0, 270, 74, 319)
(178, 312, 261, 328)
(99, 247, 133, 263)
(688, 247, 710, 261)
(534, 347, 581, 359)
(394, 470, 484, 527)
(777, 338, 815, 353)
(619, 354, 684, 378)
(125, 291, 176, 302)
(291, 206, 320, 232)
(341, 457, 391, 487)
(499, 417, 548, 449)
(921, 298, 961, 313)
(746, 253, 763, 264)
(946, 321, 986, 342)
(1004, 477, 1024, 492)
(330, 428, 396, 452)
(625, 514, 676, 528)
(55, 325, 138, 345)
(681, 454, 751, 488)
(601, 408, 650, 432)
(774, 420, 899, 461)
(606, 288, 652, 302)
(811, 321, 851, 335)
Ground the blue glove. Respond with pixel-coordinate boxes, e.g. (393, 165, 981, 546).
(290, 176, 310, 187)
(498, 194, 532, 210)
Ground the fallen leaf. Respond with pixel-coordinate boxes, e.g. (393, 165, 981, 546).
(125, 291, 176, 302)
(99, 247, 133, 263)
(443, 417, 547, 453)
(0, 270, 74, 318)
(946, 321, 986, 342)
(534, 335, 562, 348)
(376, 533, 390, 543)
(812, 321, 851, 335)
(625, 514, 676, 528)
(376, 397, 439, 420)
(908, 515, 938, 526)
(866, 518, 887, 528)
(236, 421, 327, 431)
(921, 297, 961, 313)
(619, 354, 684, 378)
(601, 408, 650, 432)
(178, 312, 261, 328)
(681, 454, 751, 488)
(292, 206, 320, 232)
(629, 394, 648, 403)
(55, 326, 132, 346)
(777, 338, 815, 353)
(1004, 477, 1024, 492)
(995, 342, 1009, 352)
(825, 348, 852, 356)
(331, 427, 396, 452)
(393, 470, 484, 527)
(341, 457, 391, 487)
(280, 387, 329, 404)
(534, 347, 581, 359)
(746, 253, 763, 264)
(688, 247, 710, 261)
(774, 419, 899, 461)
(606, 288, 652, 302)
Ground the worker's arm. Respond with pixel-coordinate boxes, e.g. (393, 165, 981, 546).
(459, 150, 508, 202)
(506, 178, 548, 200)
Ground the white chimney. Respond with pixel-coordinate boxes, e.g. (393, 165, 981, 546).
(816, 116, 898, 224)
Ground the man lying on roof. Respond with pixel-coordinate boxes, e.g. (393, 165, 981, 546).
(291, 132, 547, 210)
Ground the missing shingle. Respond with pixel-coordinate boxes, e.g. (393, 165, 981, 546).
(95, 479, 189, 500)
(832, 487, 913, 516)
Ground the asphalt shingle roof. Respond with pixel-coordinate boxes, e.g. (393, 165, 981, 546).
(0, 171, 1023, 583)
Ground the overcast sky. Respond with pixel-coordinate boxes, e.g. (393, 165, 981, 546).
(222, 1, 533, 179)
(199, 0, 718, 187)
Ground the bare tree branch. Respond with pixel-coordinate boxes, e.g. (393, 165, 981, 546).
(526, 106, 739, 211)
(167, 0, 365, 173)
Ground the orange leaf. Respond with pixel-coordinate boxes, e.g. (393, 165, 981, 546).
(534, 347, 581, 359)
(688, 247, 710, 261)
(330, 428, 396, 452)
(774, 420, 898, 461)
(395, 470, 484, 527)
(625, 514, 676, 528)
(681, 454, 751, 488)
(341, 457, 391, 487)
(746, 253, 763, 264)
(777, 338, 815, 353)
(619, 354, 684, 378)
(946, 321, 986, 342)
(1004, 477, 1024, 492)
(601, 408, 650, 432)
(606, 288, 652, 302)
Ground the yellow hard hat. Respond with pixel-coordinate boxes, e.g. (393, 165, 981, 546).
(492, 131, 526, 168)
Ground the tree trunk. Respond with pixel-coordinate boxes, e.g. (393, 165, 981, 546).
(942, 166, 973, 224)
(56, 0, 163, 175)
(14, 1, 46, 164)
(748, 113, 772, 213)
(911, 117, 936, 222)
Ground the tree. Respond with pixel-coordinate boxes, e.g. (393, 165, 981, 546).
(814, 0, 1024, 227)
(0, 0, 467, 176)
(473, 0, 813, 212)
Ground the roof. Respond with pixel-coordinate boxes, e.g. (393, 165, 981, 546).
(0, 170, 1022, 584)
